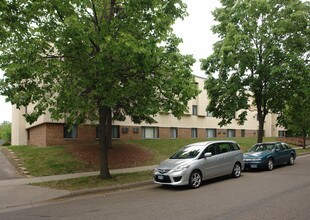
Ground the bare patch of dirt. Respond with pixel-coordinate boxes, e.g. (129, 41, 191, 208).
(67, 143, 154, 169)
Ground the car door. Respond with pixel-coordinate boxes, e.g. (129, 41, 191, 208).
(281, 143, 292, 162)
(274, 143, 287, 164)
(200, 144, 225, 179)
(217, 142, 234, 174)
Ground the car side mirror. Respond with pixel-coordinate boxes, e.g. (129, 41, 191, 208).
(204, 152, 212, 158)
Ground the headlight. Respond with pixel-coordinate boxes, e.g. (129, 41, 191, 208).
(252, 158, 262, 162)
(171, 164, 190, 173)
(244, 158, 262, 162)
(154, 166, 158, 172)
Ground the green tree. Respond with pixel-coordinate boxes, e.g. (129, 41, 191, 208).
(0, 1, 199, 178)
(201, 0, 309, 143)
(278, 75, 310, 148)
(0, 121, 11, 143)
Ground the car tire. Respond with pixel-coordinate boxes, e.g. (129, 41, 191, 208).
(266, 158, 274, 171)
(189, 170, 202, 189)
(288, 155, 295, 165)
(231, 163, 242, 178)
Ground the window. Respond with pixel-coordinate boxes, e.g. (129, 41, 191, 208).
(206, 145, 217, 155)
(142, 127, 159, 139)
(96, 125, 120, 139)
(133, 127, 139, 133)
(218, 143, 231, 154)
(191, 128, 198, 138)
(122, 127, 129, 133)
(207, 111, 213, 117)
(206, 129, 216, 138)
(170, 127, 178, 139)
(192, 105, 198, 115)
(112, 126, 120, 139)
(241, 129, 245, 137)
(282, 143, 289, 150)
(227, 129, 235, 137)
(278, 130, 286, 137)
(230, 143, 240, 151)
(64, 125, 78, 139)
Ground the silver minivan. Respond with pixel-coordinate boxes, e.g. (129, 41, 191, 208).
(153, 140, 244, 188)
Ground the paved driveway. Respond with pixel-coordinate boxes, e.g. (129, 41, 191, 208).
(0, 149, 23, 180)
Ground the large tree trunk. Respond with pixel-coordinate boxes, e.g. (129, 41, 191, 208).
(257, 117, 264, 143)
(256, 105, 265, 143)
(98, 105, 112, 179)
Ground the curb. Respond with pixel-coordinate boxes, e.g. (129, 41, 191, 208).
(56, 180, 154, 200)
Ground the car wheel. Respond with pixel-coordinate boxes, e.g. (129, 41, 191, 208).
(266, 158, 274, 171)
(189, 170, 202, 189)
(231, 163, 241, 178)
(288, 155, 295, 165)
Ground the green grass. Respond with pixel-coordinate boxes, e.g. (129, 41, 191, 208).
(33, 170, 153, 191)
(7, 137, 308, 177)
(295, 147, 310, 156)
(8, 145, 94, 176)
(14, 138, 310, 191)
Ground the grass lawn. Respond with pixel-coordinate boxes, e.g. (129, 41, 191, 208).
(24, 137, 310, 191)
(7, 137, 309, 177)
(33, 170, 153, 191)
(8, 145, 95, 176)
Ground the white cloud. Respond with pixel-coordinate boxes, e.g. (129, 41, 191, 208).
(173, 0, 221, 76)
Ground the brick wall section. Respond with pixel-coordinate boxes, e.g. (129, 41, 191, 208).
(178, 128, 191, 139)
(119, 126, 142, 140)
(216, 129, 227, 139)
(197, 128, 205, 139)
(46, 123, 64, 146)
(27, 123, 259, 146)
(159, 127, 170, 139)
(245, 130, 258, 138)
(27, 124, 47, 147)
(28, 123, 98, 147)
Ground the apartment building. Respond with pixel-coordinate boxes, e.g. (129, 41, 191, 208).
(11, 76, 285, 147)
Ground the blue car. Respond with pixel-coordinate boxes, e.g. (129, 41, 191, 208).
(244, 142, 296, 171)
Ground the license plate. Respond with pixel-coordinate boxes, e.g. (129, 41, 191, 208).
(251, 164, 257, 168)
(158, 175, 164, 180)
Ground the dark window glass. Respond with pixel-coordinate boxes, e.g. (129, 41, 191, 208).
(64, 125, 78, 138)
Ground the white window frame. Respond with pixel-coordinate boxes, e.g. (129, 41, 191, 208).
(142, 127, 159, 139)
(170, 127, 178, 139)
(191, 128, 198, 138)
(206, 129, 217, 138)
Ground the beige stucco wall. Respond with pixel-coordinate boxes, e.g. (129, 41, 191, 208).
(11, 105, 27, 145)
(11, 75, 285, 146)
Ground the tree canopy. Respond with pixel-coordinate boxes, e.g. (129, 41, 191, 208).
(0, 0, 199, 178)
(277, 69, 310, 148)
(201, 0, 309, 142)
(0, 121, 11, 143)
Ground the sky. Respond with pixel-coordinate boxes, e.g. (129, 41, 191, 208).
(0, 0, 221, 124)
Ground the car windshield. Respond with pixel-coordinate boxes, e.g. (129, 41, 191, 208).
(170, 145, 203, 159)
(248, 144, 275, 152)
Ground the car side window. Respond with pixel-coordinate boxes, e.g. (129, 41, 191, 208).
(275, 143, 283, 151)
(282, 143, 288, 150)
(205, 145, 216, 156)
(218, 143, 230, 154)
(229, 143, 240, 151)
